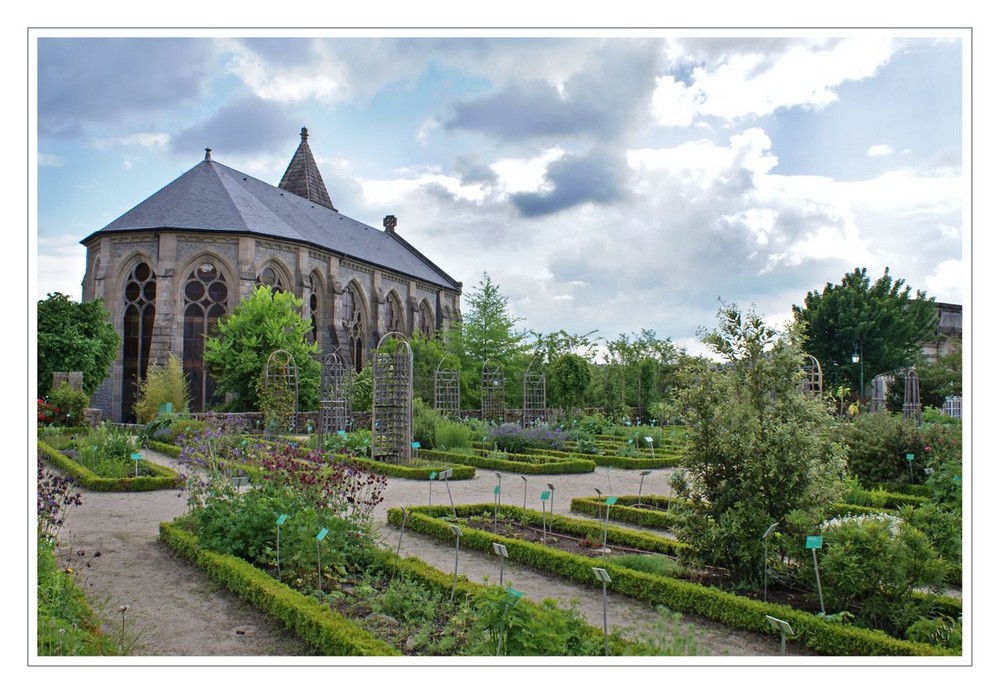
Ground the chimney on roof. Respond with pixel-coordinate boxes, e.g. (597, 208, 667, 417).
(383, 215, 398, 233)
(204, 148, 212, 161)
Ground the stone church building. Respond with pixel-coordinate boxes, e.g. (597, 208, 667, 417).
(80, 128, 462, 422)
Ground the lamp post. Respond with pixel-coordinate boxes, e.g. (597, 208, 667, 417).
(852, 346, 864, 404)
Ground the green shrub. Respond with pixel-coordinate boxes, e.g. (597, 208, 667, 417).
(411, 397, 440, 449)
(46, 382, 90, 427)
(434, 420, 473, 451)
(836, 412, 927, 486)
(133, 354, 190, 423)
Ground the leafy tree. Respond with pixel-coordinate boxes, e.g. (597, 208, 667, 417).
(895, 337, 961, 410)
(37, 292, 118, 398)
(203, 286, 321, 411)
(673, 303, 845, 583)
(443, 272, 530, 408)
(599, 329, 681, 419)
(548, 353, 592, 411)
(793, 267, 939, 397)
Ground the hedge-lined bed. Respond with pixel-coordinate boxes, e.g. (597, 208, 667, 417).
(419, 448, 595, 475)
(37, 440, 182, 492)
(159, 519, 639, 656)
(386, 503, 959, 657)
(524, 446, 683, 469)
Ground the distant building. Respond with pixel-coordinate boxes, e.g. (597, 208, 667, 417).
(921, 301, 962, 362)
(80, 128, 462, 421)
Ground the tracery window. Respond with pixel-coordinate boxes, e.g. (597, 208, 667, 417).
(255, 265, 285, 294)
(343, 285, 366, 373)
(121, 261, 156, 422)
(386, 293, 403, 334)
(418, 301, 434, 337)
(183, 261, 228, 411)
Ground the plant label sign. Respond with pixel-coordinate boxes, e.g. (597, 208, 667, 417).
(130, 453, 142, 460)
(540, 490, 551, 500)
(906, 453, 915, 461)
(644, 436, 653, 443)
(805, 535, 823, 549)
(411, 441, 421, 449)
(606, 496, 618, 506)
(276, 514, 288, 526)
(493, 485, 500, 496)
(429, 471, 437, 480)
(316, 528, 328, 542)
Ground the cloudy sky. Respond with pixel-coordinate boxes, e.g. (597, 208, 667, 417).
(32, 30, 967, 357)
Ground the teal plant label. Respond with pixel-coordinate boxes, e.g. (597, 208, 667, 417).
(906, 453, 915, 461)
(130, 453, 141, 460)
(411, 441, 421, 448)
(805, 535, 823, 549)
(540, 490, 551, 500)
(606, 496, 618, 505)
(276, 514, 288, 525)
(429, 471, 437, 480)
(493, 485, 500, 496)
(316, 528, 328, 541)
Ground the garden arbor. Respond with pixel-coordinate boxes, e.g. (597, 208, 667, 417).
(262, 349, 298, 431)
(320, 350, 352, 436)
(372, 333, 413, 465)
(434, 356, 461, 419)
(522, 356, 547, 426)
(801, 354, 823, 397)
(481, 360, 506, 424)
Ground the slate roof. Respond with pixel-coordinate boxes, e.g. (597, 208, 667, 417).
(81, 150, 461, 292)
(278, 127, 336, 211)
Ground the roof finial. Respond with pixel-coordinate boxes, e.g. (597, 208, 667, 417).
(300, 127, 309, 141)
(204, 148, 212, 161)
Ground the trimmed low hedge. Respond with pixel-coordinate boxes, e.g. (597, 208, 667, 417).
(421, 448, 595, 475)
(159, 521, 400, 656)
(37, 440, 183, 492)
(570, 495, 689, 531)
(387, 505, 959, 657)
(529, 447, 682, 469)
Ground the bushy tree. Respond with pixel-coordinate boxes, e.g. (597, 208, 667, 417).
(793, 267, 938, 397)
(203, 286, 321, 411)
(673, 303, 845, 583)
(37, 292, 119, 398)
(548, 353, 592, 411)
(133, 354, 190, 423)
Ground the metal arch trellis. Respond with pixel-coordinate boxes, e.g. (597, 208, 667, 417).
(481, 360, 505, 425)
(320, 350, 352, 437)
(869, 375, 887, 413)
(372, 332, 413, 466)
(801, 354, 823, 398)
(522, 356, 547, 427)
(903, 368, 922, 425)
(264, 349, 299, 431)
(434, 356, 461, 419)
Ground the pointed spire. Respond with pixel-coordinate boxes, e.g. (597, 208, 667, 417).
(278, 127, 337, 211)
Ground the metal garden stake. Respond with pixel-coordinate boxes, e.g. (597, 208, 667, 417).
(275, 513, 288, 580)
(315, 527, 329, 592)
(637, 470, 651, 504)
(449, 524, 462, 601)
(762, 521, 779, 603)
(806, 535, 825, 614)
(493, 542, 508, 585)
(593, 567, 611, 655)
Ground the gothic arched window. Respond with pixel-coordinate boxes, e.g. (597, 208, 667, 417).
(418, 301, 434, 337)
(343, 285, 365, 372)
(121, 261, 156, 422)
(183, 261, 228, 411)
(255, 265, 285, 294)
(386, 293, 403, 334)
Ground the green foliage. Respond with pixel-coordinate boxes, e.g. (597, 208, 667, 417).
(675, 303, 846, 583)
(548, 352, 593, 411)
(834, 411, 927, 486)
(606, 553, 687, 579)
(203, 286, 321, 411)
(811, 513, 948, 635)
(793, 267, 939, 397)
(906, 615, 962, 650)
(434, 420, 473, 451)
(621, 606, 703, 655)
(350, 364, 373, 413)
(77, 423, 141, 477)
(901, 339, 961, 409)
(46, 382, 91, 427)
(411, 396, 440, 449)
(133, 354, 190, 424)
(37, 292, 119, 398)
(37, 440, 182, 491)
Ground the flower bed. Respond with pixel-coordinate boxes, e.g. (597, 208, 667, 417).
(37, 439, 182, 492)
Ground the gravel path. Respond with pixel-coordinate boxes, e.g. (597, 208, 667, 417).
(51, 450, 810, 658)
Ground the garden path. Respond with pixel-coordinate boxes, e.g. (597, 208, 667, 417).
(53, 450, 810, 658)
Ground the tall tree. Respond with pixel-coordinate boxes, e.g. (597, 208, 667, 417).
(674, 303, 845, 583)
(793, 267, 938, 396)
(444, 272, 529, 408)
(37, 292, 119, 398)
(203, 286, 321, 411)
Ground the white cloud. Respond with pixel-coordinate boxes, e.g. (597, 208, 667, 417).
(867, 144, 893, 156)
(219, 38, 349, 103)
(925, 258, 964, 303)
(91, 132, 170, 149)
(653, 37, 897, 124)
(38, 153, 65, 167)
(490, 148, 565, 194)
